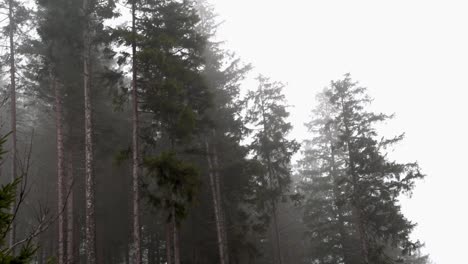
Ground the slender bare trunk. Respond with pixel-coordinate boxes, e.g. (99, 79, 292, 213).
(166, 222, 173, 264)
(66, 150, 74, 264)
(52, 75, 65, 264)
(211, 134, 230, 263)
(172, 207, 180, 264)
(8, 0, 17, 248)
(205, 139, 227, 264)
(131, 0, 141, 262)
(83, 0, 96, 261)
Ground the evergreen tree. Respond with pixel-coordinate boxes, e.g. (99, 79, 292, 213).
(194, 0, 253, 263)
(0, 134, 35, 263)
(113, 0, 210, 262)
(29, 0, 119, 261)
(299, 91, 361, 264)
(300, 74, 424, 264)
(246, 75, 299, 264)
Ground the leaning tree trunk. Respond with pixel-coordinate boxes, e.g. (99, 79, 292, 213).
(66, 149, 74, 264)
(8, 0, 17, 248)
(130, 0, 141, 262)
(82, 0, 96, 262)
(53, 75, 65, 264)
(205, 139, 228, 264)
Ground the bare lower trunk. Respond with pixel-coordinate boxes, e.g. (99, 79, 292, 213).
(8, 0, 17, 249)
(66, 151, 74, 264)
(172, 208, 180, 264)
(53, 76, 65, 264)
(211, 134, 230, 263)
(271, 202, 283, 264)
(205, 139, 227, 264)
(166, 222, 173, 264)
(131, 0, 141, 261)
(83, 0, 96, 261)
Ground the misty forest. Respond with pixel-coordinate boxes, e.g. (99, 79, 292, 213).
(0, 0, 432, 263)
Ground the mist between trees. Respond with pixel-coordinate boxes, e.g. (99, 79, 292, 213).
(0, 0, 431, 263)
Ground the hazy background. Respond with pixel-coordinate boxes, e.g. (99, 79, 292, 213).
(211, 0, 468, 263)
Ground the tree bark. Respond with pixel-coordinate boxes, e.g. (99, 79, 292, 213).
(82, 0, 96, 261)
(53, 75, 65, 264)
(131, 0, 141, 262)
(66, 150, 74, 264)
(8, 0, 17, 249)
(205, 139, 228, 264)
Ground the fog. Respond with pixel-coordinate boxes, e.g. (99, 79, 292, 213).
(0, 0, 462, 263)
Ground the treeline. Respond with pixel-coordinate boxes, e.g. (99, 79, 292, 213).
(0, 0, 430, 263)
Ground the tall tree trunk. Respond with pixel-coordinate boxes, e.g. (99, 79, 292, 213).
(205, 139, 227, 264)
(66, 150, 74, 264)
(166, 222, 173, 264)
(8, 0, 17, 249)
(131, 0, 141, 262)
(172, 207, 180, 264)
(53, 75, 65, 264)
(82, 0, 96, 261)
(211, 133, 230, 263)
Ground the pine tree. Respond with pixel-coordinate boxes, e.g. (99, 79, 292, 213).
(246, 76, 299, 264)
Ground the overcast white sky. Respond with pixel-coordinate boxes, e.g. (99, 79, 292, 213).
(211, 0, 468, 263)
